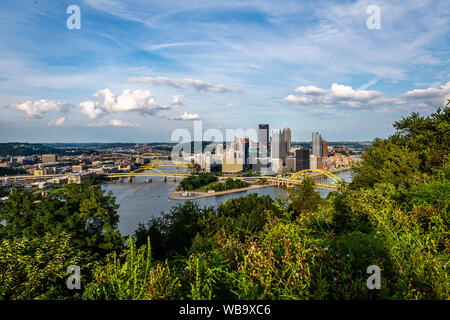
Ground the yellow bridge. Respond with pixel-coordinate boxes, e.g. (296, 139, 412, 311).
(108, 161, 343, 190)
(107, 160, 190, 182)
(261, 169, 343, 191)
(133, 153, 171, 159)
(0, 174, 65, 185)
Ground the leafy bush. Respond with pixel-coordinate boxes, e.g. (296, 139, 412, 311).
(134, 202, 216, 260)
(0, 233, 91, 300)
(207, 178, 249, 192)
(0, 182, 124, 256)
(177, 173, 218, 191)
(83, 238, 182, 300)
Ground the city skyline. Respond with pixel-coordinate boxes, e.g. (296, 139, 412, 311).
(1, 0, 449, 143)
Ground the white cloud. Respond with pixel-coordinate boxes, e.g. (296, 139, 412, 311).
(170, 112, 201, 120)
(401, 81, 450, 106)
(79, 88, 171, 119)
(109, 119, 139, 127)
(282, 94, 310, 105)
(48, 116, 66, 126)
(282, 83, 381, 109)
(145, 41, 213, 51)
(11, 100, 70, 118)
(79, 100, 103, 119)
(130, 76, 241, 94)
(170, 94, 185, 107)
(86, 119, 139, 127)
(359, 79, 379, 90)
(294, 85, 328, 95)
(282, 81, 450, 113)
(331, 83, 381, 100)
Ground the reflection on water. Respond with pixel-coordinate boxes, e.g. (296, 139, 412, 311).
(102, 170, 353, 236)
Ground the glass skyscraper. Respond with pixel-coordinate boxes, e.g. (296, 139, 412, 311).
(312, 132, 323, 158)
(258, 124, 269, 156)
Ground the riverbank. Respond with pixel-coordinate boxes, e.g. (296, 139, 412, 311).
(169, 183, 278, 200)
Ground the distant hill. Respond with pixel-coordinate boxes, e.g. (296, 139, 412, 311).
(0, 143, 97, 157)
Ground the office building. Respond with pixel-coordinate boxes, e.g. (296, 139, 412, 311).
(295, 148, 310, 171)
(42, 154, 57, 163)
(312, 132, 322, 157)
(310, 155, 323, 170)
(284, 156, 296, 173)
(222, 157, 244, 173)
(283, 128, 291, 154)
(258, 124, 269, 156)
(270, 130, 284, 160)
(322, 140, 328, 159)
(72, 164, 87, 173)
(252, 157, 271, 174)
(234, 138, 250, 169)
(216, 143, 224, 156)
(270, 158, 284, 174)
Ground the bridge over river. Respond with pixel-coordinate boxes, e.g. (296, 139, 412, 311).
(107, 160, 343, 191)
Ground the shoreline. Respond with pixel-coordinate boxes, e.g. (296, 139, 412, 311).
(169, 183, 278, 200)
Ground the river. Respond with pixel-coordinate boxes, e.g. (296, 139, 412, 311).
(102, 170, 353, 236)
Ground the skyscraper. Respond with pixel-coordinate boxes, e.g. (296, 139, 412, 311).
(270, 129, 283, 160)
(312, 132, 322, 158)
(283, 127, 291, 154)
(310, 155, 323, 170)
(258, 124, 269, 156)
(295, 148, 310, 171)
(322, 140, 328, 159)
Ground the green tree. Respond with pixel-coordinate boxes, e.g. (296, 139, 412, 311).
(287, 177, 323, 219)
(177, 173, 218, 191)
(351, 107, 449, 189)
(0, 181, 124, 256)
(134, 202, 215, 260)
(391, 107, 449, 173)
(0, 232, 91, 300)
(351, 139, 422, 189)
(216, 193, 281, 237)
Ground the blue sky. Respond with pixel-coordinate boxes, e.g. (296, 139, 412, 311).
(0, 0, 449, 142)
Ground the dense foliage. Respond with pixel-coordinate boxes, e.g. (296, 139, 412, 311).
(177, 173, 218, 191)
(351, 107, 449, 188)
(0, 167, 27, 176)
(0, 107, 448, 300)
(0, 233, 93, 299)
(206, 178, 250, 192)
(0, 181, 123, 256)
(0, 143, 98, 157)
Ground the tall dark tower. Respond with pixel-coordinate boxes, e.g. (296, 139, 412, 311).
(258, 124, 269, 156)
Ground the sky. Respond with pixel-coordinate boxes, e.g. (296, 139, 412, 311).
(0, 0, 449, 143)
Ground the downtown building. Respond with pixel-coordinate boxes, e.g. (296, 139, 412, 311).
(258, 124, 270, 157)
(312, 132, 322, 158)
(311, 132, 326, 169)
(222, 138, 250, 173)
(269, 128, 293, 174)
(270, 130, 284, 174)
(295, 148, 310, 171)
(283, 127, 291, 154)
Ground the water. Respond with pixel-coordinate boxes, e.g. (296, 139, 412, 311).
(102, 170, 353, 236)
